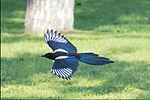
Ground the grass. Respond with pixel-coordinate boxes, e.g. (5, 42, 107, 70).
(1, 0, 150, 99)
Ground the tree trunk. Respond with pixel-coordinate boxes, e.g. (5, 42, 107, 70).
(25, 0, 74, 35)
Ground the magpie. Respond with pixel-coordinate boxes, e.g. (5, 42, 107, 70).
(41, 29, 114, 80)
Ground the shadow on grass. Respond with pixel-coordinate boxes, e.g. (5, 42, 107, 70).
(2, 0, 150, 35)
(74, 0, 150, 31)
(60, 61, 150, 95)
(1, 53, 53, 85)
(1, 0, 26, 34)
(1, 52, 150, 95)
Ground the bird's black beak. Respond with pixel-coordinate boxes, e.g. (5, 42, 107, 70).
(41, 55, 45, 57)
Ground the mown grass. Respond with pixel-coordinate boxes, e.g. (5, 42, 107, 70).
(1, 0, 150, 99)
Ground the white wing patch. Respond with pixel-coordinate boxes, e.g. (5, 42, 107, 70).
(55, 56, 69, 60)
(54, 49, 68, 53)
(51, 68, 73, 79)
(44, 30, 68, 44)
(54, 49, 69, 60)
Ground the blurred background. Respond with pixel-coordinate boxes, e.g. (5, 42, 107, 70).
(1, 0, 150, 99)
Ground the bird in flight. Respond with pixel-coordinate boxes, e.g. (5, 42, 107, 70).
(42, 29, 114, 80)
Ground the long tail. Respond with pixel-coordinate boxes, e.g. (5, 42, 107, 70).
(78, 53, 114, 65)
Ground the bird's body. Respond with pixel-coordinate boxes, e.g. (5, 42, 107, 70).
(42, 29, 114, 80)
(42, 52, 80, 60)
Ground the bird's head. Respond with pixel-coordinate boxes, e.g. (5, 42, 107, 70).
(41, 53, 54, 59)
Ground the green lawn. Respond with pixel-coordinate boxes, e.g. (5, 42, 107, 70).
(1, 0, 150, 99)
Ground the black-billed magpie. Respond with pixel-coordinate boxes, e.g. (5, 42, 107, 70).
(42, 29, 114, 80)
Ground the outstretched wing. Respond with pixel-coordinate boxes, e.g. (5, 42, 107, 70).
(50, 56, 79, 79)
(44, 29, 77, 53)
